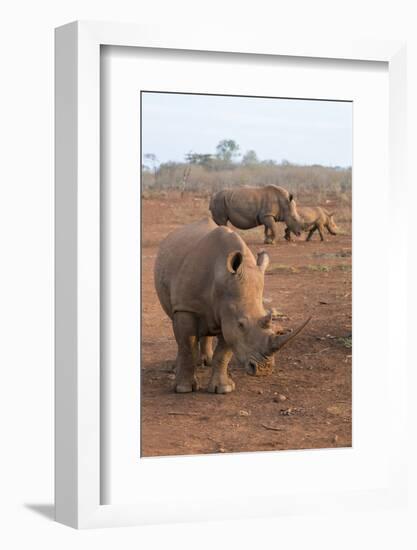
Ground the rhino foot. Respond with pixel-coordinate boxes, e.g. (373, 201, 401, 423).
(264, 237, 275, 245)
(175, 377, 200, 393)
(207, 374, 235, 394)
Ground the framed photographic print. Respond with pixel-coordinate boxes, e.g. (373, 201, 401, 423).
(55, 21, 407, 528)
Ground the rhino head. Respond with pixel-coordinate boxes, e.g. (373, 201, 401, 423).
(217, 249, 310, 375)
(326, 212, 338, 235)
(283, 194, 303, 237)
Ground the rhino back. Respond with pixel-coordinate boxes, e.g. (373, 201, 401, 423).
(154, 218, 217, 318)
(154, 218, 254, 332)
(172, 225, 250, 318)
(298, 206, 325, 225)
(224, 186, 281, 229)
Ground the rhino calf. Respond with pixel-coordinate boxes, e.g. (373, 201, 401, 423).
(209, 185, 303, 244)
(285, 206, 338, 242)
(154, 218, 310, 393)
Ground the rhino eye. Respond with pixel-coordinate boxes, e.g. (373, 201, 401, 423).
(237, 318, 247, 330)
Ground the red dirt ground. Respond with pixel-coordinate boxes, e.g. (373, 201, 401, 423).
(141, 193, 352, 457)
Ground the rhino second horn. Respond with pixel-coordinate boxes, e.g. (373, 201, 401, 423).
(270, 316, 312, 352)
(259, 310, 273, 328)
(257, 250, 270, 273)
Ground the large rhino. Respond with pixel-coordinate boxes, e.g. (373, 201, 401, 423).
(209, 185, 303, 244)
(284, 206, 338, 242)
(154, 218, 310, 393)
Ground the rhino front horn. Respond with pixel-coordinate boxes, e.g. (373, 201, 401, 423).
(270, 317, 312, 353)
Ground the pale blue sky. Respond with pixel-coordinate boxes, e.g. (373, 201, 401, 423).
(141, 92, 352, 167)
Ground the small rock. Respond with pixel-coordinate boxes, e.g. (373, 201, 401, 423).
(239, 409, 250, 417)
(333, 435, 339, 444)
(257, 389, 264, 395)
(273, 394, 287, 403)
(167, 373, 175, 380)
(218, 447, 226, 453)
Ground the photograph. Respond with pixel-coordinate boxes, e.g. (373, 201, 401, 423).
(0, 1, 411, 542)
(140, 91, 352, 457)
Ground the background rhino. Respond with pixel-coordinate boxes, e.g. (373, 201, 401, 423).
(154, 217, 310, 394)
(209, 185, 303, 244)
(285, 206, 338, 242)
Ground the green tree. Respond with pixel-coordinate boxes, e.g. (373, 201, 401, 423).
(242, 150, 259, 166)
(215, 139, 240, 162)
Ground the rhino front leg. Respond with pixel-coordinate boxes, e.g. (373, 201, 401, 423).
(207, 336, 235, 394)
(306, 226, 316, 241)
(317, 224, 325, 241)
(172, 312, 200, 393)
(199, 336, 213, 366)
(284, 227, 292, 242)
(263, 215, 277, 244)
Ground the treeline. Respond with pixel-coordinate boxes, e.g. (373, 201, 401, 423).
(142, 140, 352, 199)
(142, 161, 351, 198)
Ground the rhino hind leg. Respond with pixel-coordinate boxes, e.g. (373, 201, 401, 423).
(207, 336, 235, 394)
(211, 212, 228, 226)
(172, 312, 200, 393)
(263, 215, 277, 245)
(199, 336, 213, 366)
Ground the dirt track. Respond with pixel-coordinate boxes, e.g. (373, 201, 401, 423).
(141, 193, 352, 457)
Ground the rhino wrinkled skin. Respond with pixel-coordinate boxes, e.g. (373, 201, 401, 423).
(209, 185, 303, 244)
(154, 218, 310, 394)
(284, 206, 338, 242)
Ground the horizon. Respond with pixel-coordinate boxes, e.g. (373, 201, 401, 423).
(141, 92, 353, 169)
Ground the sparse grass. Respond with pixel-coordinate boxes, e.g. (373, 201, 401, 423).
(268, 263, 299, 274)
(306, 264, 351, 273)
(267, 263, 351, 275)
(313, 251, 351, 259)
(307, 264, 331, 272)
(142, 163, 352, 203)
(338, 336, 352, 349)
(334, 227, 350, 236)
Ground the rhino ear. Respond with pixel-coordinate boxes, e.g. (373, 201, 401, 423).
(226, 251, 243, 274)
(257, 251, 269, 273)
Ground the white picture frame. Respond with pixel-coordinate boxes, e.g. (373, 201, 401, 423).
(55, 20, 407, 529)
